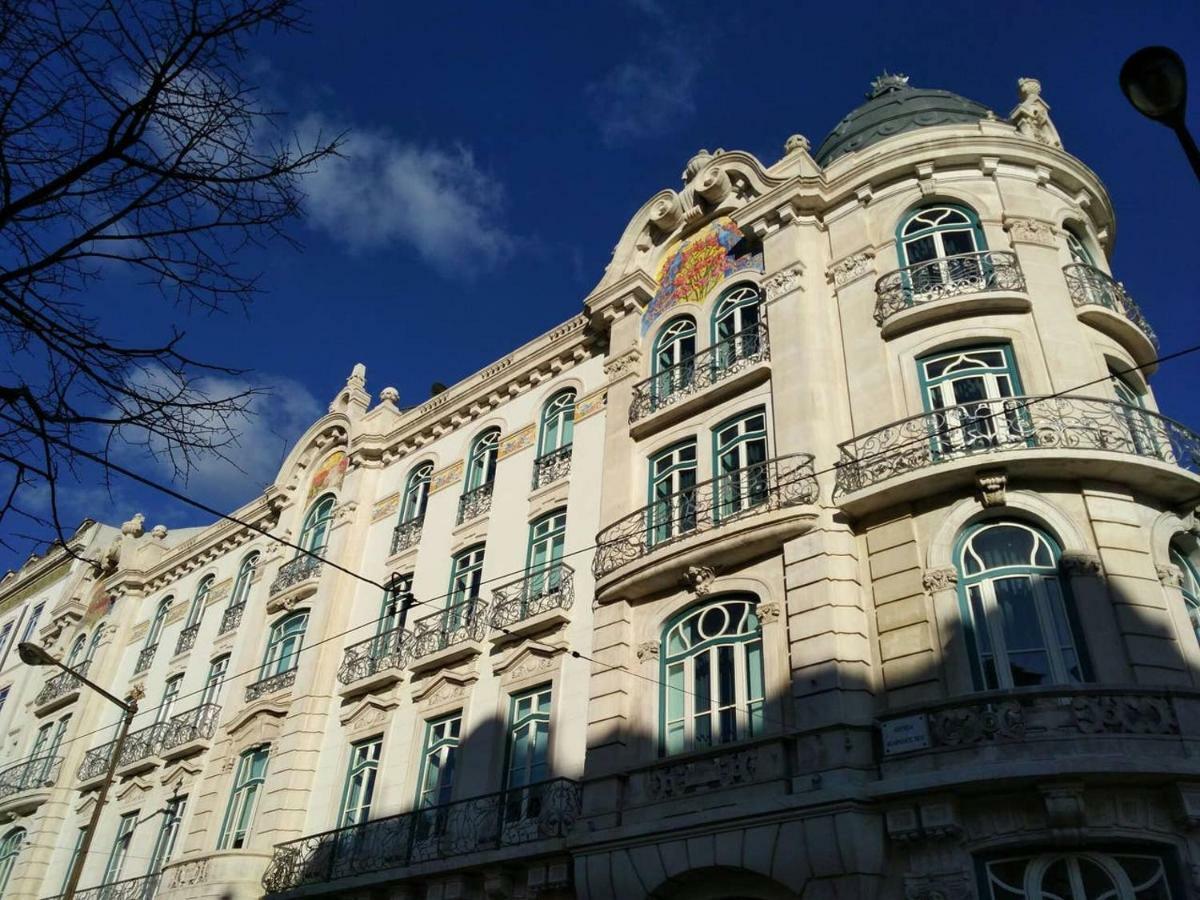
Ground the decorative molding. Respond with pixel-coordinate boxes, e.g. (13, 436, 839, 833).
(339, 697, 399, 732)
(976, 469, 1007, 507)
(1071, 693, 1178, 735)
(826, 250, 875, 287)
(164, 603, 188, 625)
(922, 567, 959, 593)
(636, 642, 660, 662)
(1009, 77, 1062, 149)
(1004, 216, 1058, 247)
(502, 649, 558, 684)
(574, 388, 607, 423)
(1158, 563, 1184, 588)
(412, 670, 477, 707)
(762, 264, 803, 301)
(646, 746, 761, 801)
(429, 460, 464, 495)
(682, 565, 717, 596)
(206, 579, 231, 606)
(371, 493, 400, 522)
(165, 858, 209, 889)
(755, 600, 782, 624)
(333, 499, 359, 522)
(498, 425, 536, 460)
(1059, 553, 1104, 578)
(603, 349, 642, 381)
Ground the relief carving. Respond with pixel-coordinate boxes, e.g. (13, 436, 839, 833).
(1059, 553, 1104, 578)
(1158, 563, 1184, 588)
(682, 565, 717, 597)
(922, 568, 959, 593)
(1071, 694, 1178, 735)
(976, 469, 1007, 508)
(1004, 217, 1058, 247)
(763, 265, 803, 301)
(755, 601, 782, 624)
(636, 642, 660, 662)
(929, 701, 1025, 747)
(603, 350, 642, 381)
(646, 747, 760, 800)
(827, 251, 875, 287)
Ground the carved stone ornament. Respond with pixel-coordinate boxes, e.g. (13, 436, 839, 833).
(166, 858, 209, 889)
(647, 746, 759, 800)
(121, 512, 145, 537)
(1071, 693, 1178, 736)
(1158, 563, 1184, 588)
(1004, 216, 1058, 247)
(755, 601, 782, 624)
(1010, 77, 1063, 149)
(904, 870, 974, 900)
(976, 469, 1007, 507)
(827, 251, 875, 287)
(1040, 782, 1086, 828)
(784, 134, 810, 155)
(603, 350, 641, 380)
(922, 568, 959, 593)
(763, 265, 803, 301)
(682, 565, 717, 596)
(1059, 553, 1104, 578)
(636, 641, 660, 662)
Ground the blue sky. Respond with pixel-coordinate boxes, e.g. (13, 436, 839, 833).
(3, 0, 1199, 569)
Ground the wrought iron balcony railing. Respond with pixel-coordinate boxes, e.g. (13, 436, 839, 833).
(391, 517, 424, 555)
(629, 322, 770, 423)
(77, 704, 221, 781)
(160, 703, 220, 753)
(490, 565, 574, 630)
(592, 454, 819, 579)
(44, 872, 161, 900)
(270, 554, 323, 598)
(134, 644, 157, 674)
(456, 482, 494, 525)
(409, 598, 488, 659)
(34, 660, 90, 707)
(0, 755, 62, 799)
(175, 622, 200, 656)
(246, 667, 297, 702)
(261, 778, 581, 893)
(219, 602, 245, 634)
(874, 250, 1025, 326)
(832, 395, 1200, 498)
(531, 446, 571, 490)
(337, 627, 408, 686)
(1062, 263, 1159, 349)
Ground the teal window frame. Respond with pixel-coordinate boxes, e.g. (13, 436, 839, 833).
(0, 828, 24, 897)
(230, 552, 259, 607)
(660, 596, 764, 756)
(147, 794, 187, 874)
(538, 390, 576, 457)
(647, 439, 698, 547)
(711, 407, 769, 521)
(21, 603, 43, 642)
(338, 736, 382, 828)
(103, 810, 138, 885)
(217, 745, 269, 849)
(201, 655, 229, 707)
(526, 510, 566, 600)
(1171, 544, 1200, 645)
(1110, 365, 1161, 458)
(953, 520, 1090, 691)
(155, 675, 183, 725)
(400, 462, 433, 524)
(145, 597, 172, 649)
(710, 283, 763, 372)
(1065, 224, 1095, 266)
(378, 573, 413, 636)
(651, 315, 697, 405)
(0, 622, 11, 657)
(446, 546, 485, 629)
(917, 343, 1026, 456)
(503, 686, 552, 822)
(414, 712, 461, 841)
(896, 203, 987, 267)
(67, 633, 87, 667)
(184, 574, 214, 630)
(298, 494, 336, 555)
(60, 826, 85, 894)
(260, 611, 308, 680)
(465, 428, 500, 491)
(85, 628, 103, 663)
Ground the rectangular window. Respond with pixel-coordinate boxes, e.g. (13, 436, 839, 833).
(155, 675, 183, 725)
(218, 746, 269, 849)
(527, 511, 566, 600)
(148, 795, 187, 873)
(504, 687, 551, 823)
(414, 713, 460, 843)
(338, 737, 382, 828)
(648, 441, 698, 546)
(713, 409, 769, 520)
(201, 656, 228, 707)
(103, 811, 138, 885)
(446, 547, 485, 630)
(21, 603, 44, 642)
(0, 622, 12, 656)
(61, 826, 86, 894)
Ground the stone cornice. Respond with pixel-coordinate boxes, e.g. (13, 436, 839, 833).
(582, 271, 656, 324)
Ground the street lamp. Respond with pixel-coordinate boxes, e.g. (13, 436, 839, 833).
(1120, 46, 1200, 181)
(19, 642, 140, 900)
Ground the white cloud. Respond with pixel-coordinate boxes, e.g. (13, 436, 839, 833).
(588, 48, 698, 146)
(300, 117, 514, 277)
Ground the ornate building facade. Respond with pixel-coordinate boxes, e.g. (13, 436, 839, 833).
(1, 73, 1199, 900)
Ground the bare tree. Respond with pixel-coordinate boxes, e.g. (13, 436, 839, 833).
(0, 0, 341, 554)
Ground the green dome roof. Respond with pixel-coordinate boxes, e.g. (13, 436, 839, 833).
(813, 74, 995, 166)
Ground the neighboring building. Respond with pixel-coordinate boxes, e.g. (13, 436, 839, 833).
(0, 73, 1198, 900)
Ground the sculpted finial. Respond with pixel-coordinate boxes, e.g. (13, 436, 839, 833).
(1010, 77, 1062, 149)
(868, 72, 910, 99)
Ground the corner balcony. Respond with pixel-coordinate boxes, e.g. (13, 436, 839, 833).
(592, 454, 819, 602)
(531, 446, 572, 490)
(77, 704, 220, 786)
(408, 598, 488, 673)
(628, 323, 771, 437)
(832, 395, 1200, 516)
(0, 755, 61, 817)
(268, 555, 322, 613)
(391, 517, 424, 555)
(489, 565, 575, 643)
(34, 659, 90, 716)
(873, 250, 1028, 337)
(246, 667, 297, 703)
(337, 627, 408, 697)
(261, 778, 581, 896)
(1063, 263, 1159, 368)
(456, 483, 493, 525)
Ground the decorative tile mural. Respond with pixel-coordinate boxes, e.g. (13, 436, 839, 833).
(429, 460, 464, 494)
(575, 388, 607, 422)
(641, 217, 764, 335)
(371, 492, 400, 522)
(308, 450, 348, 501)
(498, 425, 536, 460)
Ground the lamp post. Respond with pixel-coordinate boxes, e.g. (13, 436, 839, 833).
(18, 642, 140, 900)
(1120, 46, 1200, 182)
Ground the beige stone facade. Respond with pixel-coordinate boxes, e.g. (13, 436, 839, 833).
(1, 73, 1200, 900)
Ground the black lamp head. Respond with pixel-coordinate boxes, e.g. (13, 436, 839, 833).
(1121, 46, 1188, 126)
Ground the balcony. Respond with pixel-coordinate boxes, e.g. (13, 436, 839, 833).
(628, 323, 771, 434)
(45, 872, 161, 900)
(337, 627, 408, 694)
(408, 598, 488, 671)
(34, 659, 90, 715)
(219, 602, 245, 634)
(269, 555, 322, 605)
(489, 565, 574, 640)
(261, 779, 581, 895)
(134, 644, 157, 674)
(391, 517, 424, 555)
(1063, 263, 1159, 366)
(455, 482, 493, 525)
(592, 454, 819, 599)
(873, 250, 1027, 336)
(159, 703, 221, 760)
(0, 756, 61, 816)
(175, 622, 200, 656)
(531, 446, 571, 490)
(77, 705, 220, 784)
(246, 667, 297, 703)
(832, 395, 1200, 514)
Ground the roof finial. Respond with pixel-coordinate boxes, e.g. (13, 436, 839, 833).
(868, 71, 910, 99)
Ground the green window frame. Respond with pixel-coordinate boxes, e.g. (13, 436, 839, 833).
(148, 794, 187, 874)
(503, 686, 552, 822)
(414, 713, 461, 842)
(712, 408, 769, 521)
(338, 736, 382, 828)
(538, 390, 576, 457)
(896, 204, 987, 268)
(21, 603, 43, 642)
(446, 546, 485, 629)
(230, 552, 259, 608)
(652, 315, 697, 404)
(917, 344, 1025, 455)
(711, 284, 763, 371)
(466, 428, 500, 491)
(218, 745, 269, 849)
(155, 675, 183, 725)
(379, 573, 413, 636)
(661, 596, 764, 755)
(201, 655, 228, 707)
(103, 810, 138, 885)
(260, 611, 308, 680)
(400, 462, 433, 524)
(85, 628, 103, 663)
(67, 633, 88, 667)
(1065, 224, 1095, 266)
(145, 597, 172, 649)
(184, 575, 214, 630)
(298, 494, 336, 555)
(60, 826, 85, 894)
(1171, 544, 1200, 645)
(0, 828, 24, 897)
(648, 440, 698, 546)
(954, 520, 1088, 691)
(527, 510, 566, 599)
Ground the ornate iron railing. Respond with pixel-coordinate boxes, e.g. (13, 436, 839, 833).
(409, 598, 488, 659)
(261, 778, 581, 893)
(874, 250, 1025, 326)
(592, 453, 819, 578)
(35, 660, 90, 707)
(219, 602, 245, 634)
(270, 555, 323, 598)
(531, 446, 572, 489)
(0, 755, 61, 798)
(337, 627, 408, 686)
(490, 565, 575, 630)
(1062, 263, 1159, 349)
(134, 644, 157, 674)
(456, 482, 494, 525)
(160, 703, 220, 752)
(391, 517, 424, 555)
(629, 322, 770, 423)
(175, 622, 200, 656)
(833, 395, 1200, 498)
(246, 667, 298, 702)
(45, 872, 161, 900)
(77, 703, 221, 782)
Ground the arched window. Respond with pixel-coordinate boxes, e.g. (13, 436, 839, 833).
(1065, 224, 1095, 266)
(185, 575, 214, 629)
(897, 204, 987, 292)
(0, 828, 25, 896)
(652, 316, 697, 404)
(66, 633, 88, 667)
(465, 428, 500, 492)
(984, 851, 1170, 899)
(260, 612, 308, 679)
(538, 390, 576, 457)
(230, 553, 259, 608)
(146, 597, 172, 649)
(298, 495, 336, 554)
(218, 745, 270, 850)
(1170, 543, 1200, 645)
(400, 462, 433, 524)
(85, 629, 103, 663)
(1109, 364, 1158, 457)
(661, 596, 765, 755)
(955, 521, 1086, 690)
(918, 344, 1024, 453)
(711, 285, 763, 370)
